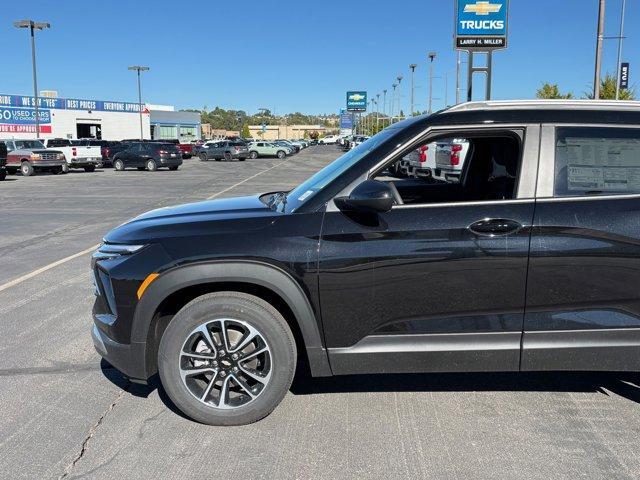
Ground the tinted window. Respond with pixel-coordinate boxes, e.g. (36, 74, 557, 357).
(47, 139, 71, 147)
(555, 127, 640, 197)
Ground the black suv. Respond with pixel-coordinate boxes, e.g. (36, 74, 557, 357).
(92, 100, 640, 425)
(112, 142, 182, 171)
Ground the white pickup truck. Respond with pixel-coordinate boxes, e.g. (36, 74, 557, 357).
(42, 138, 102, 172)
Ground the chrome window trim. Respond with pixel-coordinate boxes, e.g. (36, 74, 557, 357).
(391, 198, 533, 210)
(537, 123, 640, 200)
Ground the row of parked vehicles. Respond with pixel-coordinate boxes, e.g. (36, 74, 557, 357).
(0, 138, 199, 178)
(194, 138, 311, 162)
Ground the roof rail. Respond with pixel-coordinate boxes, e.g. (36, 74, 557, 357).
(447, 99, 640, 112)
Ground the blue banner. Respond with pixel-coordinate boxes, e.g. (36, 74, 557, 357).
(340, 112, 353, 129)
(457, 0, 508, 36)
(0, 106, 51, 125)
(0, 94, 141, 113)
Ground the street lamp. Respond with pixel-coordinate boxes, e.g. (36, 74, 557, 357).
(14, 19, 50, 138)
(376, 93, 381, 130)
(428, 52, 437, 114)
(382, 89, 387, 127)
(396, 76, 403, 120)
(128, 66, 150, 140)
(409, 64, 417, 116)
(391, 83, 397, 124)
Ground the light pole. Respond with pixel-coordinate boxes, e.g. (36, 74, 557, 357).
(615, 0, 627, 100)
(391, 83, 397, 124)
(14, 19, 50, 138)
(456, 50, 462, 104)
(409, 64, 417, 116)
(382, 89, 387, 127)
(594, 0, 606, 100)
(396, 76, 403, 120)
(428, 52, 437, 114)
(128, 66, 150, 140)
(376, 93, 381, 130)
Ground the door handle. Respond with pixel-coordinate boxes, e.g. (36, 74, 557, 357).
(468, 218, 522, 236)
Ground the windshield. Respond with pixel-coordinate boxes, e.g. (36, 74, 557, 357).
(16, 140, 46, 149)
(285, 127, 399, 211)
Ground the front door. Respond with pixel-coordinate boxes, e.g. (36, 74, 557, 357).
(523, 125, 640, 371)
(320, 126, 540, 375)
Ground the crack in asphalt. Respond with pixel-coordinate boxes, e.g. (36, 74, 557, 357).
(57, 382, 130, 480)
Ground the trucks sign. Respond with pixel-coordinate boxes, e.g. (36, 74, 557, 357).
(346, 91, 367, 112)
(455, 0, 509, 50)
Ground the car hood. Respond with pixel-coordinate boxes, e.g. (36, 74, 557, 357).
(104, 194, 279, 244)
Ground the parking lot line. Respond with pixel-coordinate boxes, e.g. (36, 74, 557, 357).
(0, 243, 101, 293)
(0, 158, 292, 294)
(206, 159, 289, 200)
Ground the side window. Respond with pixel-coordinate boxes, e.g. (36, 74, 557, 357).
(554, 127, 640, 197)
(374, 132, 521, 205)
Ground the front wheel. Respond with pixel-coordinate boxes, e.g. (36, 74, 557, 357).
(21, 162, 34, 176)
(249, 151, 258, 159)
(158, 292, 296, 426)
(276, 150, 285, 159)
(114, 159, 125, 171)
(146, 159, 157, 171)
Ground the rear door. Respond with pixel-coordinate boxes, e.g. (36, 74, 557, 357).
(523, 124, 640, 371)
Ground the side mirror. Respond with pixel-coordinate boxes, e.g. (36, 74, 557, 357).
(335, 180, 395, 213)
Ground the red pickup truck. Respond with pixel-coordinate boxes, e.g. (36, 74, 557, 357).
(2, 139, 66, 176)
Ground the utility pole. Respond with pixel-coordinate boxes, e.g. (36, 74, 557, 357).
(391, 83, 397, 124)
(382, 89, 387, 127)
(615, 0, 627, 100)
(409, 64, 417, 116)
(456, 50, 462, 104)
(14, 19, 50, 138)
(396, 75, 403, 120)
(428, 52, 437, 114)
(594, 0, 606, 100)
(445, 72, 449, 108)
(128, 66, 150, 140)
(376, 93, 380, 130)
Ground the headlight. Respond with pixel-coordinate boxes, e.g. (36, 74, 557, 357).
(30, 154, 42, 160)
(57, 153, 65, 160)
(94, 243, 145, 260)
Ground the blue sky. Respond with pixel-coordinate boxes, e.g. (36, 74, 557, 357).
(1, 0, 637, 114)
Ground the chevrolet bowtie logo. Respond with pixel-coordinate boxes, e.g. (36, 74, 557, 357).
(349, 94, 365, 101)
(464, 1, 502, 15)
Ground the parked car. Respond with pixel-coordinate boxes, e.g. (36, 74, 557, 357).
(431, 138, 470, 183)
(275, 140, 301, 153)
(318, 134, 340, 144)
(197, 141, 249, 162)
(93, 100, 640, 426)
(72, 139, 122, 167)
(112, 142, 182, 171)
(247, 141, 289, 159)
(2, 139, 66, 176)
(396, 141, 440, 179)
(0, 141, 6, 181)
(272, 141, 296, 154)
(42, 138, 102, 172)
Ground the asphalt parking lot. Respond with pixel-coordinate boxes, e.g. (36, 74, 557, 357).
(1, 145, 640, 479)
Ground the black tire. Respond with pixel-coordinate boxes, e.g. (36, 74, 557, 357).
(21, 161, 34, 176)
(276, 150, 286, 159)
(84, 165, 95, 172)
(0, 169, 6, 181)
(199, 153, 207, 162)
(224, 152, 232, 162)
(114, 159, 125, 171)
(169, 166, 179, 171)
(158, 292, 297, 426)
(146, 159, 157, 171)
(249, 151, 258, 159)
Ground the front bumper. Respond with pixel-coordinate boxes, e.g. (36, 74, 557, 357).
(32, 160, 66, 168)
(92, 324, 148, 382)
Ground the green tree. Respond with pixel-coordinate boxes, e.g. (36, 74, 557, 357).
(585, 74, 636, 100)
(536, 83, 573, 99)
(241, 124, 251, 138)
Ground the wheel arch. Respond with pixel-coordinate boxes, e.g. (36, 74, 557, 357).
(132, 260, 331, 379)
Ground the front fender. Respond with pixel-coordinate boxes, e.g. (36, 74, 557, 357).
(132, 260, 332, 377)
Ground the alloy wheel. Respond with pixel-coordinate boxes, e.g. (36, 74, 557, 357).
(179, 318, 272, 409)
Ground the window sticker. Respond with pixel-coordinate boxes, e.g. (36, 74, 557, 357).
(297, 190, 314, 201)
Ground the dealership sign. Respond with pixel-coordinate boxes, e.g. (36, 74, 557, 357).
(455, 0, 509, 49)
(346, 91, 367, 112)
(0, 93, 143, 113)
(0, 105, 52, 133)
(620, 63, 630, 90)
(339, 111, 354, 129)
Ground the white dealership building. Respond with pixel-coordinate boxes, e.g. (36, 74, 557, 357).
(0, 93, 200, 141)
